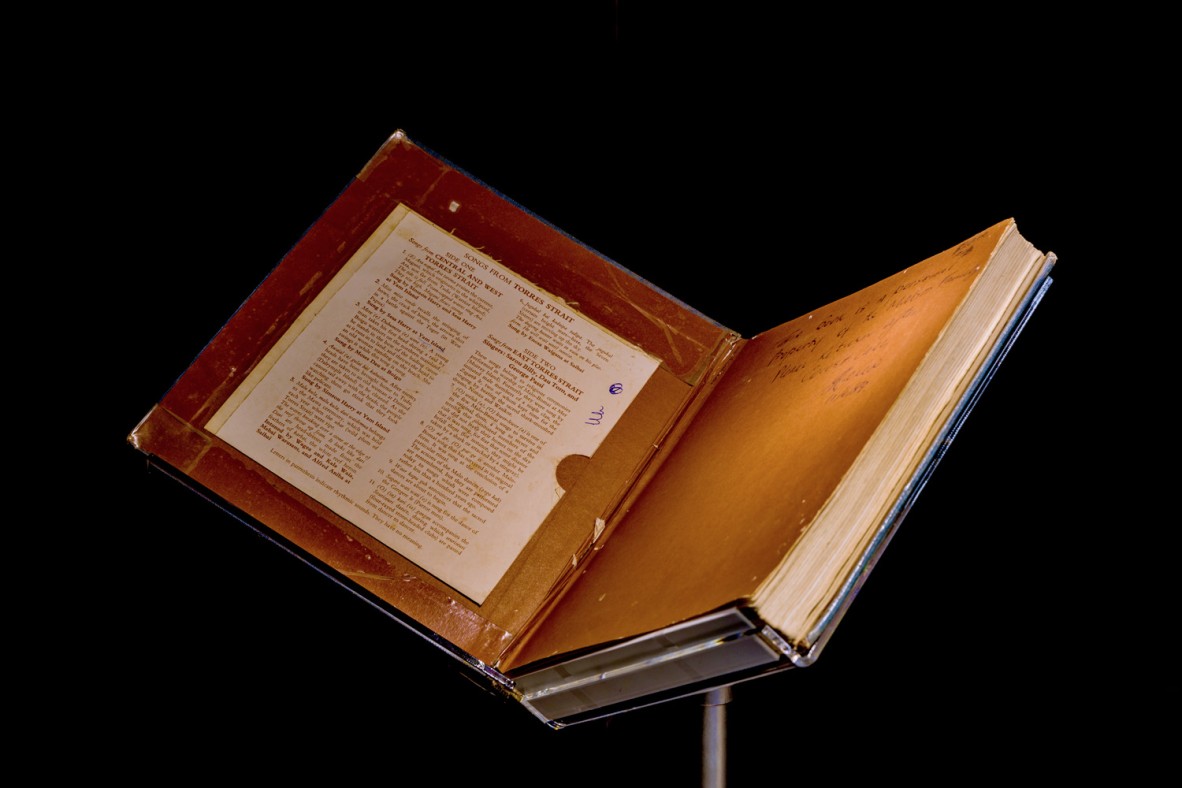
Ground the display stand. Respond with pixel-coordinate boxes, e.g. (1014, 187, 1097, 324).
(702, 686, 732, 787)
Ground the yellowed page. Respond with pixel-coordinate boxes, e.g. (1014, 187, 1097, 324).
(506, 219, 1033, 667)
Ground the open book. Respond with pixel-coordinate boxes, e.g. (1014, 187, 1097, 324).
(128, 130, 1056, 727)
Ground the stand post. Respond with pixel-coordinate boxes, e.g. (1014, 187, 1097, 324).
(702, 686, 732, 788)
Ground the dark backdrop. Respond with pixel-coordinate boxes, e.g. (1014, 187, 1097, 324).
(84, 7, 1170, 784)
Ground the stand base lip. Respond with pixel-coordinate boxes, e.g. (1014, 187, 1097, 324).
(511, 607, 805, 725)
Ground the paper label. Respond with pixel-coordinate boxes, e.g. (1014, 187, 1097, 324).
(209, 206, 660, 603)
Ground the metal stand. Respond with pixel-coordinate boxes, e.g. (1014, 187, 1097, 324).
(702, 686, 732, 787)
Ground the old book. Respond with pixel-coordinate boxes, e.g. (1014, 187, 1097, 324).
(127, 130, 1056, 727)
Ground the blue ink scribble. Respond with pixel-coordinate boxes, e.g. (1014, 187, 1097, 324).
(585, 406, 605, 426)
(609, 383, 623, 395)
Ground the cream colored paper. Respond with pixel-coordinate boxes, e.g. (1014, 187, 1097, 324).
(209, 206, 660, 604)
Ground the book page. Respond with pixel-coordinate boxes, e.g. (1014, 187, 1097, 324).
(207, 206, 660, 604)
(503, 220, 1042, 667)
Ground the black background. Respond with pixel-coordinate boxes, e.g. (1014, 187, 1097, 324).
(66, 4, 1172, 784)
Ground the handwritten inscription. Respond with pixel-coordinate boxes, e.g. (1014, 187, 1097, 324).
(764, 263, 961, 402)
